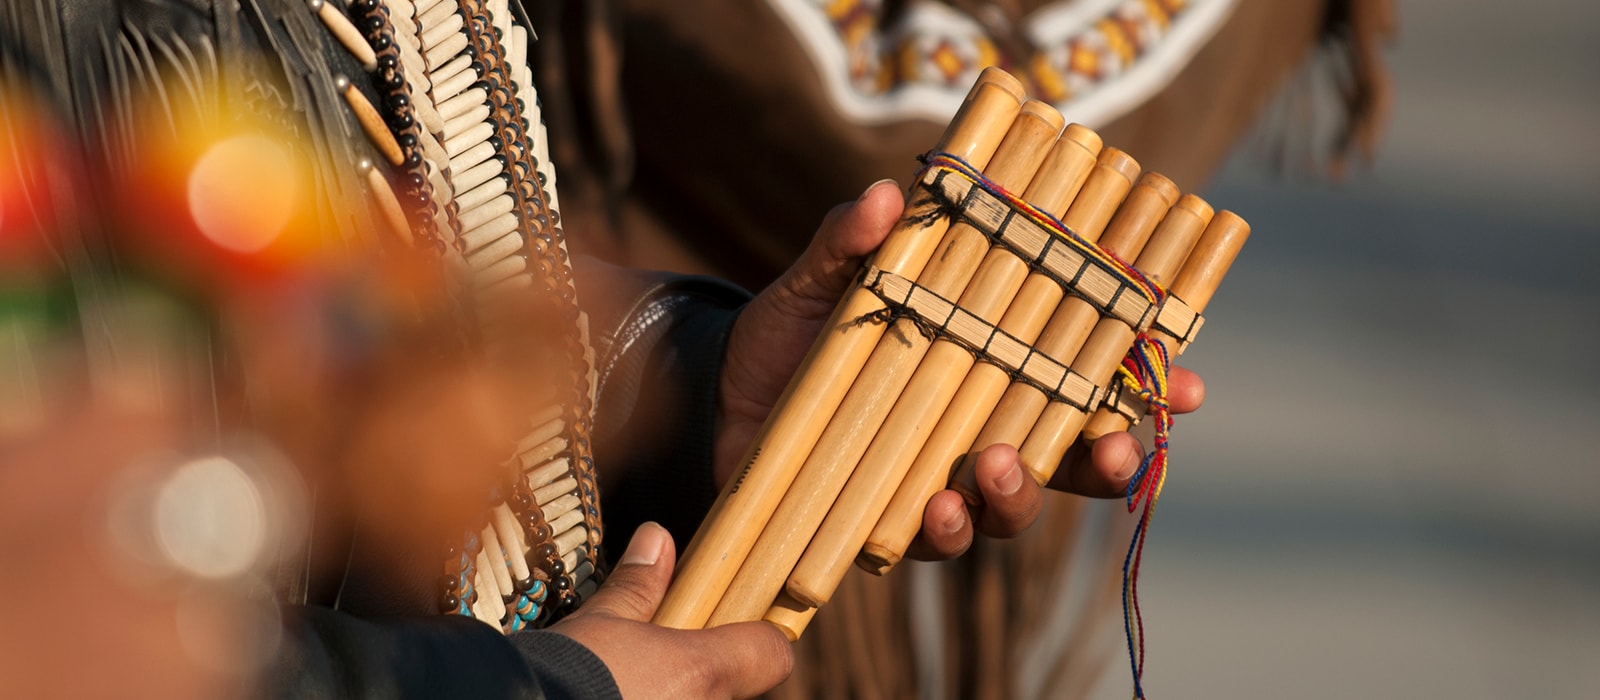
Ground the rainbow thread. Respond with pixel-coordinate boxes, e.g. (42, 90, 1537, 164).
(916, 151, 1176, 699)
(1115, 336, 1173, 700)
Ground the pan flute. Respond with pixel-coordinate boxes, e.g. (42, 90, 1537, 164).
(653, 68, 1250, 665)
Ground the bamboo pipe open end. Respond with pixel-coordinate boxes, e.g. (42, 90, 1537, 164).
(1173, 193, 1215, 224)
(1095, 172, 1181, 258)
(1096, 147, 1141, 187)
(1058, 146, 1141, 244)
(974, 66, 1027, 100)
(762, 595, 817, 642)
(1018, 99, 1067, 134)
(929, 83, 1027, 179)
(1062, 123, 1103, 156)
(1015, 124, 1105, 219)
(1134, 171, 1180, 210)
(857, 544, 898, 575)
(786, 578, 828, 609)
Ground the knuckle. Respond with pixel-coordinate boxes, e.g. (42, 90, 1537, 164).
(594, 578, 656, 619)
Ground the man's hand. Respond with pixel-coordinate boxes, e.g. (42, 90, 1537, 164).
(715, 180, 908, 484)
(902, 373, 1204, 561)
(553, 524, 794, 699)
(716, 180, 1205, 561)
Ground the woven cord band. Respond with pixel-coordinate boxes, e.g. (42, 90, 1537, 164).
(916, 153, 1204, 349)
(857, 266, 1110, 412)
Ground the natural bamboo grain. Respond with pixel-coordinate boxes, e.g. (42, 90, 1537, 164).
(942, 157, 1163, 504)
(1021, 209, 1247, 478)
(861, 156, 1171, 572)
(705, 100, 1065, 627)
(652, 68, 1026, 630)
(782, 125, 1104, 609)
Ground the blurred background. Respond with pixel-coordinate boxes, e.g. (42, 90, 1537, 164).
(1103, 0, 1600, 697)
(3, 0, 1593, 696)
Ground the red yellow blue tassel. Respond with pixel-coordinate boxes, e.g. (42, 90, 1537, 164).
(1117, 333, 1173, 699)
(916, 151, 1178, 699)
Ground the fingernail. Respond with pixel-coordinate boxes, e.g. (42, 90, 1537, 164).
(1115, 447, 1143, 481)
(945, 508, 967, 536)
(618, 522, 666, 567)
(859, 178, 897, 202)
(996, 462, 1024, 496)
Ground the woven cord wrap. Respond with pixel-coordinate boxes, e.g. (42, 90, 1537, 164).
(910, 152, 1178, 700)
(856, 266, 1113, 413)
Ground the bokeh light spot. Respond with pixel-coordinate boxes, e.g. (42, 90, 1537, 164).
(153, 455, 267, 579)
(186, 134, 297, 254)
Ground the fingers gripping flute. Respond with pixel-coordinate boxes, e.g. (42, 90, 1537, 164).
(652, 68, 1029, 629)
(854, 157, 1168, 575)
(708, 90, 1068, 628)
(782, 152, 1160, 605)
(657, 67, 1250, 659)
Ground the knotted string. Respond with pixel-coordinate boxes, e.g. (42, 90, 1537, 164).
(915, 151, 1177, 699)
(1116, 334, 1173, 700)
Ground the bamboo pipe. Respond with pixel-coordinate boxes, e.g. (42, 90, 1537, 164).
(1019, 209, 1248, 478)
(652, 69, 1025, 629)
(706, 100, 1067, 627)
(946, 170, 1180, 502)
(780, 125, 1104, 609)
(1079, 214, 1249, 441)
(764, 593, 816, 642)
(861, 159, 1174, 572)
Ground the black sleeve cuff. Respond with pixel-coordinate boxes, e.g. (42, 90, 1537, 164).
(506, 629, 624, 700)
(573, 255, 751, 563)
(591, 277, 748, 563)
(268, 609, 622, 700)
(269, 611, 526, 699)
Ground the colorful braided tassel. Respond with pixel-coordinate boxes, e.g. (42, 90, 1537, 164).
(1116, 333, 1173, 699)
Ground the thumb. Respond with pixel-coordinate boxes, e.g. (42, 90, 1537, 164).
(814, 178, 905, 264)
(774, 179, 905, 318)
(718, 178, 905, 423)
(578, 522, 675, 622)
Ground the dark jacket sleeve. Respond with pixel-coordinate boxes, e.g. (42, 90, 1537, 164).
(575, 257, 752, 560)
(265, 261, 749, 698)
(269, 610, 618, 700)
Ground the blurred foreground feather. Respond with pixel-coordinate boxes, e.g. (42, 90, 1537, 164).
(0, 83, 567, 695)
